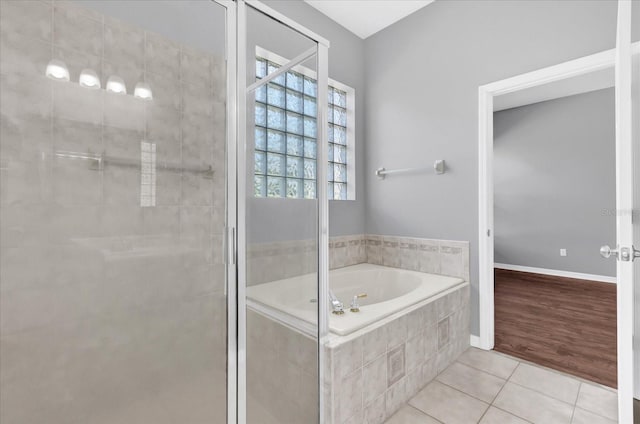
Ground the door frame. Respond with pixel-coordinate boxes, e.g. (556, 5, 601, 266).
(215, 1, 238, 423)
(477, 32, 639, 424)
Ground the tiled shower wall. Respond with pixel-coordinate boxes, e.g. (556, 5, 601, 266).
(248, 234, 469, 285)
(0, 1, 227, 422)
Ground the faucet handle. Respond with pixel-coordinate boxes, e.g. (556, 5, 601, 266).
(350, 293, 367, 312)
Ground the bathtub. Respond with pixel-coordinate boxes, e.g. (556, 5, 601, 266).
(246, 263, 465, 336)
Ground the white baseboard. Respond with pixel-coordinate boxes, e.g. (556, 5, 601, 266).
(494, 263, 616, 284)
(470, 335, 482, 348)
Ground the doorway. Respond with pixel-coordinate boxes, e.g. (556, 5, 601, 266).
(477, 31, 639, 424)
(492, 88, 617, 387)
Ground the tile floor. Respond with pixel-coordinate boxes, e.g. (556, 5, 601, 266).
(385, 348, 618, 424)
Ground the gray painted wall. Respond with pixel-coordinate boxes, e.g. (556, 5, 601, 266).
(248, 1, 366, 242)
(493, 88, 616, 277)
(363, 0, 628, 335)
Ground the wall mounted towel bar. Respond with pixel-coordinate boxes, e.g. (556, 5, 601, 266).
(375, 159, 445, 179)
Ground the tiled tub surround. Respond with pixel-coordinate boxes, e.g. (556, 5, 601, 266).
(247, 282, 470, 424)
(247, 238, 319, 286)
(1, 1, 227, 423)
(247, 234, 367, 286)
(247, 309, 319, 424)
(246, 235, 470, 423)
(324, 283, 470, 424)
(365, 235, 470, 281)
(248, 233, 469, 284)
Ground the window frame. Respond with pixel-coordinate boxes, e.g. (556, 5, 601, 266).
(254, 46, 356, 201)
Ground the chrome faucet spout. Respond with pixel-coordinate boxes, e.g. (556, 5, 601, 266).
(329, 290, 344, 315)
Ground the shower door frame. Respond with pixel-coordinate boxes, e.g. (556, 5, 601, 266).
(233, 2, 330, 423)
(213, 1, 238, 423)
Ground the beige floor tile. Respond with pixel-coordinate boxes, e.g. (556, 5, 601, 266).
(575, 383, 617, 421)
(509, 363, 580, 404)
(385, 405, 440, 424)
(571, 407, 617, 424)
(409, 380, 489, 424)
(493, 382, 573, 424)
(437, 362, 506, 403)
(479, 407, 529, 424)
(457, 348, 519, 380)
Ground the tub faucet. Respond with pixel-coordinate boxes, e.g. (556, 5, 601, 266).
(350, 293, 367, 312)
(329, 290, 344, 315)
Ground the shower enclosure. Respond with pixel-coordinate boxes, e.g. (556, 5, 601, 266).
(0, 0, 328, 422)
(0, 0, 231, 422)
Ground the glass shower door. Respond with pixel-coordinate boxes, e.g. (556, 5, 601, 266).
(238, 2, 329, 422)
(0, 1, 230, 422)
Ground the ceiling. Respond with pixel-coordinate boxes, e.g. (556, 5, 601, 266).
(304, 0, 434, 39)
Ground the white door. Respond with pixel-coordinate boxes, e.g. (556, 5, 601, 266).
(603, 1, 637, 422)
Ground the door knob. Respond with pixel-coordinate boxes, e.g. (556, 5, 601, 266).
(600, 245, 618, 259)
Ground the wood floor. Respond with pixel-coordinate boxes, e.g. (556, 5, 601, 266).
(494, 268, 617, 388)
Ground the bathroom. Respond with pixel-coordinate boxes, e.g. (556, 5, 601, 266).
(0, 0, 638, 423)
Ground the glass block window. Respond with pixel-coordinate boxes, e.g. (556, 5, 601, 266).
(328, 87, 348, 200)
(254, 57, 349, 200)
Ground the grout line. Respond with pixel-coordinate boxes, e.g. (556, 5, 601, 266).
(572, 382, 581, 407)
(498, 348, 616, 391)
(405, 404, 445, 424)
(434, 378, 492, 406)
(457, 356, 519, 380)
(505, 379, 577, 408)
(568, 386, 578, 424)
(505, 361, 520, 380)
(476, 360, 521, 422)
(475, 404, 491, 423)
(487, 361, 517, 404)
(489, 405, 535, 424)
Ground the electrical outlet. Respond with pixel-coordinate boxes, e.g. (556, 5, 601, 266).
(560, 249, 567, 257)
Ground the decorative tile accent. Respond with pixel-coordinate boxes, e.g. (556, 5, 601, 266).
(387, 344, 406, 387)
(366, 235, 383, 265)
(364, 234, 469, 280)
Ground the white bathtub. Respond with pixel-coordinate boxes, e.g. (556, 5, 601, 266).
(246, 263, 465, 336)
